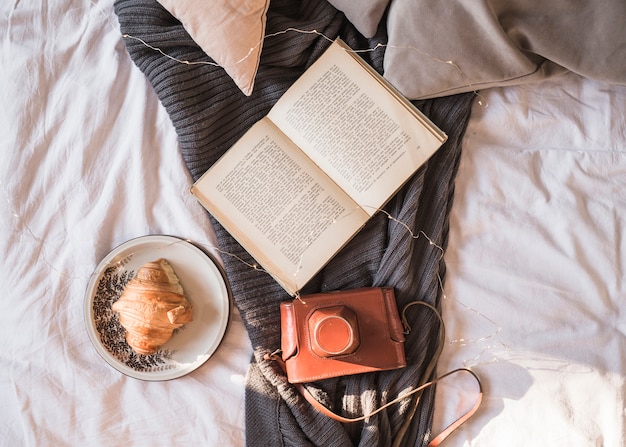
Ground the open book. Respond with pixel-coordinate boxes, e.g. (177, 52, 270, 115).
(191, 39, 447, 295)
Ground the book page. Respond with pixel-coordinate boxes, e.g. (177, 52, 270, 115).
(268, 40, 446, 216)
(191, 118, 369, 295)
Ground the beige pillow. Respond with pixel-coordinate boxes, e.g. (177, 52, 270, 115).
(157, 0, 270, 96)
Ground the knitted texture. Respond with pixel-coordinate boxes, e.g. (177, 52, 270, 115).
(114, 1, 475, 445)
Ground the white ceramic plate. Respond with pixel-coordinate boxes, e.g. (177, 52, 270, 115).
(84, 235, 231, 381)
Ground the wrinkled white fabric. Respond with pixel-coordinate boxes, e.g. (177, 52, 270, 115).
(434, 72, 626, 446)
(0, 1, 250, 445)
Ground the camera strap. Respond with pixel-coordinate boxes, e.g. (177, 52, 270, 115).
(266, 352, 482, 447)
(265, 299, 483, 446)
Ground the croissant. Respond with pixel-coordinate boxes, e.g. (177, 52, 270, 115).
(112, 258, 193, 355)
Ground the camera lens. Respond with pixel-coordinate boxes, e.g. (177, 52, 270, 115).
(309, 306, 360, 357)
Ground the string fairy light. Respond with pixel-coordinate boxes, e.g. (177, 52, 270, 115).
(121, 26, 488, 108)
(88, 0, 488, 107)
(375, 207, 504, 353)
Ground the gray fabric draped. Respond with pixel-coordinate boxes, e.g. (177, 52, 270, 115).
(114, 1, 475, 445)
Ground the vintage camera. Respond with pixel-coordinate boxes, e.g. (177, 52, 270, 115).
(279, 287, 407, 383)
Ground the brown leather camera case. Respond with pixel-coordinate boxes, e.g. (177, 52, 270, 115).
(280, 287, 406, 383)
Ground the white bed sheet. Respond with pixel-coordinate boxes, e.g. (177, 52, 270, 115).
(2, 1, 625, 446)
(1, 1, 251, 445)
(435, 72, 626, 446)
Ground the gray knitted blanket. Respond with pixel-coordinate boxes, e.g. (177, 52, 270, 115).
(114, 1, 474, 445)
